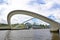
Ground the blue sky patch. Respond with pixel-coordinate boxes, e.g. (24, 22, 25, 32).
(49, 3, 60, 10)
(0, 0, 8, 4)
(31, 18, 39, 22)
(28, 0, 45, 5)
(48, 14, 56, 20)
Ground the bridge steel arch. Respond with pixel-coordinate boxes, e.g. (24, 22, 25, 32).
(7, 10, 59, 31)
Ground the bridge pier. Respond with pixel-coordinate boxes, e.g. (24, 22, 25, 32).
(50, 24, 59, 32)
(50, 28, 59, 33)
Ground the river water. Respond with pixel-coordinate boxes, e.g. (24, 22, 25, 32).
(0, 29, 59, 40)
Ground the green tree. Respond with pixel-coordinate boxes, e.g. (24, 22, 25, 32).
(25, 22, 32, 29)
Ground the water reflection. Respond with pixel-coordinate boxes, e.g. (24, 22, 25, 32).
(33, 29, 59, 40)
(51, 32, 59, 40)
(8, 29, 59, 40)
(0, 29, 59, 40)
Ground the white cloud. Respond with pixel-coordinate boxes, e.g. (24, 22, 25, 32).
(28, 0, 60, 23)
(11, 14, 33, 24)
(45, 0, 60, 4)
(0, 0, 32, 24)
(0, 0, 60, 24)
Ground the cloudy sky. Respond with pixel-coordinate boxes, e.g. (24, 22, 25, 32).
(0, 0, 60, 24)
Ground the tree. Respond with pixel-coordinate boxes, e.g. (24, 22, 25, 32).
(25, 22, 32, 29)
